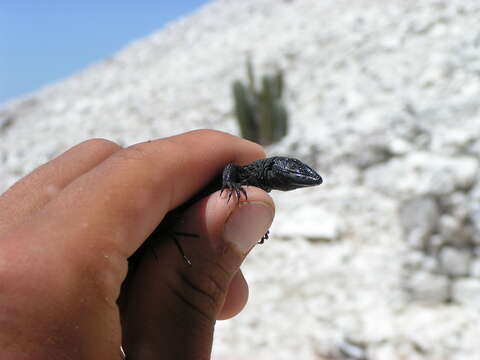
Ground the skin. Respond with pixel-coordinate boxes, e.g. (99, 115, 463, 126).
(0, 130, 275, 360)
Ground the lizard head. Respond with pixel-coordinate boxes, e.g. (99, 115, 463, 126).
(266, 157, 323, 191)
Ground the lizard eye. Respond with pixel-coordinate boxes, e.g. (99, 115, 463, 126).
(283, 159, 304, 174)
(273, 157, 305, 175)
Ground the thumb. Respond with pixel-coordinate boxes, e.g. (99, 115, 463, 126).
(122, 187, 275, 360)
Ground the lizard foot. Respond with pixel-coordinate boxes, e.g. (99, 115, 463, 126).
(258, 230, 269, 244)
(220, 181, 248, 204)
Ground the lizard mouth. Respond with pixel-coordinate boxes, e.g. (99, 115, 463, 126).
(280, 166, 323, 186)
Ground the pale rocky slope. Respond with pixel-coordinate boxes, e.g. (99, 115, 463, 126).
(1, 0, 480, 359)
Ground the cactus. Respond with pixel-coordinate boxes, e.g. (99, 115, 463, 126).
(233, 80, 259, 143)
(232, 59, 288, 145)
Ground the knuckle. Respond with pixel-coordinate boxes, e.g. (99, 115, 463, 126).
(77, 249, 125, 302)
(187, 128, 228, 139)
(80, 138, 121, 153)
(112, 143, 163, 173)
(123, 139, 184, 163)
(120, 143, 152, 162)
(250, 141, 266, 157)
(185, 129, 245, 146)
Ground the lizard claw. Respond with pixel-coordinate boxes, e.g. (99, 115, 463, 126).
(221, 181, 248, 204)
(258, 230, 269, 244)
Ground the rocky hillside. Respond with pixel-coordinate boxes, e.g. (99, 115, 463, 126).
(1, 0, 480, 359)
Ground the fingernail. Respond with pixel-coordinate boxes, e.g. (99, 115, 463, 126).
(223, 201, 275, 255)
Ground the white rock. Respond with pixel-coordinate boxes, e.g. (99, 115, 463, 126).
(438, 215, 470, 247)
(421, 255, 440, 273)
(470, 259, 480, 278)
(272, 205, 340, 241)
(364, 152, 479, 197)
(429, 234, 445, 250)
(351, 145, 390, 169)
(469, 181, 480, 203)
(468, 203, 480, 237)
(441, 129, 476, 154)
(405, 271, 450, 303)
(441, 191, 468, 220)
(338, 340, 366, 360)
(451, 278, 480, 308)
(406, 230, 430, 250)
(439, 247, 472, 277)
(399, 196, 439, 249)
(388, 137, 412, 155)
(404, 250, 429, 270)
(367, 344, 398, 360)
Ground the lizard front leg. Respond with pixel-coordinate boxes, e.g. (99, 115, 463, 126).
(220, 163, 247, 203)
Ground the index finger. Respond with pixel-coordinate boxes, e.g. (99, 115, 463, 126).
(5, 129, 265, 279)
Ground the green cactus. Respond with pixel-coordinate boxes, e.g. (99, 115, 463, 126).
(232, 80, 259, 143)
(232, 59, 289, 145)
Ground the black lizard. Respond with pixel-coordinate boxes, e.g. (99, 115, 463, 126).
(130, 156, 322, 267)
(221, 156, 322, 198)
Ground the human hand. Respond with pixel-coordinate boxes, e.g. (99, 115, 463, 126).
(0, 130, 275, 359)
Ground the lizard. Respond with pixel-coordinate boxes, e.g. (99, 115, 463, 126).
(129, 156, 323, 267)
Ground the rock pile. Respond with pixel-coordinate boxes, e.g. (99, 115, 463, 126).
(365, 152, 480, 305)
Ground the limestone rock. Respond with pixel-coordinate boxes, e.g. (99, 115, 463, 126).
(439, 247, 472, 277)
(405, 271, 450, 304)
(272, 205, 340, 241)
(438, 215, 470, 247)
(451, 278, 480, 308)
(398, 196, 439, 249)
(470, 259, 480, 278)
(364, 152, 479, 198)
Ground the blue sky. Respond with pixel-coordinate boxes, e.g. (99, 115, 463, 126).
(0, 1, 210, 104)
